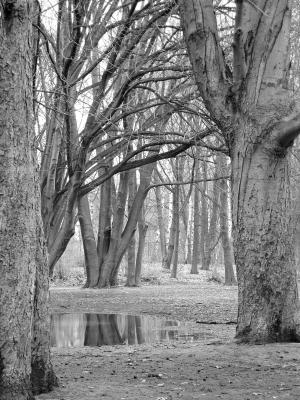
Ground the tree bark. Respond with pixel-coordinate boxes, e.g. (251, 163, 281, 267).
(154, 176, 168, 263)
(126, 169, 137, 287)
(97, 177, 112, 272)
(232, 124, 299, 341)
(218, 156, 236, 286)
(191, 158, 200, 274)
(163, 189, 177, 270)
(171, 185, 180, 278)
(180, 0, 300, 343)
(98, 172, 129, 287)
(78, 195, 99, 288)
(200, 161, 209, 270)
(0, 2, 56, 397)
(135, 209, 148, 286)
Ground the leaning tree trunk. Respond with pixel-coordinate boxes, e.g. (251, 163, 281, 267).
(78, 195, 99, 288)
(0, 1, 56, 398)
(135, 207, 148, 286)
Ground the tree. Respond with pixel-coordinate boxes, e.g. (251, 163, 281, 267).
(180, 0, 300, 342)
(0, 1, 56, 398)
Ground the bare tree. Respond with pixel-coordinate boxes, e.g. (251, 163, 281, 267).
(0, 1, 56, 397)
(180, 0, 300, 342)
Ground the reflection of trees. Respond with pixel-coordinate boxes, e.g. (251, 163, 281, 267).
(51, 314, 86, 347)
(51, 313, 186, 348)
(135, 316, 145, 344)
(84, 314, 123, 346)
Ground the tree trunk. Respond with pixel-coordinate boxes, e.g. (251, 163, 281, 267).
(154, 178, 168, 263)
(98, 172, 129, 287)
(78, 195, 99, 288)
(97, 177, 112, 272)
(31, 219, 58, 394)
(171, 185, 180, 278)
(180, 0, 300, 343)
(203, 163, 220, 269)
(232, 124, 300, 342)
(163, 190, 176, 270)
(0, 2, 56, 397)
(200, 161, 209, 270)
(126, 169, 137, 287)
(135, 209, 148, 286)
(191, 158, 200, 274)
(218, 156, 236, 286)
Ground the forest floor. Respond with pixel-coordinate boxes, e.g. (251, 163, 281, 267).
(36, 269, 300, 400)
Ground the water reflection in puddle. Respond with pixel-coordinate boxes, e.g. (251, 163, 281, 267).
(50, 313, 200, 348)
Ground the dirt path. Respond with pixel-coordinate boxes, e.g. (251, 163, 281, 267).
(37, 281, 300, 400)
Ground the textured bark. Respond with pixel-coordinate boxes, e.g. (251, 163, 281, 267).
(78, 195, 99, 288)
(180, 0, 300, 342)
(0, 1, 55, 397)
(31, 220, 58, 395)
(232, 121, 299, 342)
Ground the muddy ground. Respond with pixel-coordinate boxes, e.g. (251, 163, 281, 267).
(36, 278, 300, 400)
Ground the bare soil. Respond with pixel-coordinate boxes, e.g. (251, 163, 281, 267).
(36, 278, 300, 400)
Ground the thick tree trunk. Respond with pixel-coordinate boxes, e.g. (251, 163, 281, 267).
(0, 2, 55, 397)
(31, 220, 58, 395)
(78, 195, 99, 288)
(232, 125, 299, 342)
(180, 0, 300, 343)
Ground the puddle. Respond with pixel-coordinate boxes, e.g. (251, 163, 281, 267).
(50, 313, 201, 348)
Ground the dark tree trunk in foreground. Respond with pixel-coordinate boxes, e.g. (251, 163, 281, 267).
(180, 0, 300, 342)
(0, 1, 56, 398)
